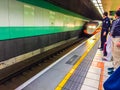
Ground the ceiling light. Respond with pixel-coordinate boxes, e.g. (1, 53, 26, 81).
(92, 0, 97, 4)
(97, 0, 101, 3)
(91, 0, 104, 16)
(99, 4, 102, 6)
(95, 4, 99, 6)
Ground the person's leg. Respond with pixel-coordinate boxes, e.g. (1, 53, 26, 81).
(100, 33, 103, 49)
(103, 51, 112, 61)
(103, 43, 107, 56)
(106, 52, 112, 61)
(101, 37, 105, 50)
(101, 35, 107, 50)
(112, 37, 120, 69)
(106, 35, 112, 61)
(107, 37, 115, 75)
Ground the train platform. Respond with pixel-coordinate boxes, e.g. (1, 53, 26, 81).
(15, 34, 113, 90)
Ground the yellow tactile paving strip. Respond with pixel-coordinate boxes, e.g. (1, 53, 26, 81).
(55, 35, 100, 90)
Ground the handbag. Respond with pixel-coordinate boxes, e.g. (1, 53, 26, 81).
(103, 66, 120, 90)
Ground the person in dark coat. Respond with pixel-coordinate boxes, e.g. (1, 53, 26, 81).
(99, 12, 110, 50)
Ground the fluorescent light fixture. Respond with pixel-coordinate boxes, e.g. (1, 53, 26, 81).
(99, 4, 102, 6)
(92, 0, 97, 4)
(97, 0, 101, 3)
(100, 6, 103, 8)
(95, 4, 99, 6)
(91, 0, 104, 15)
(101, 9, 104, 12)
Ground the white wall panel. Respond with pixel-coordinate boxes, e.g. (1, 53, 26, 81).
(24, 4, 35, 26)
(42, 9, 50, 26)
(9, 0, 24, 26)
(34, 7, 44, 26)
(0, 0, 85, 27)
(63, 15, 69, 27)
(49, 11, 55, 26)
(0, 0, 9, 26)
(55, 12, 63, 26)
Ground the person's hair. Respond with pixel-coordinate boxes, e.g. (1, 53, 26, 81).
(103, 12, 108, 16)
(115, 8, 120, 16)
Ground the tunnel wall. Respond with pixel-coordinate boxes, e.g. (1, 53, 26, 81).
(0, 0, 88, 68)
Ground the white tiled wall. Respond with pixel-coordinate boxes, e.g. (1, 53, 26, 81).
(0, 0, 9, 26)
(0, 0, 85, 27)
(34, 7, 44, 26)
(9, 0, 24, 26)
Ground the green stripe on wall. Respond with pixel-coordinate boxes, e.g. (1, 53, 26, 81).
(0, 26, 82, 40)
(18, 0, 89, 20)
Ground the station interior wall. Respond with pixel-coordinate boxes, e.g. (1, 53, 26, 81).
(0, 0, 87, 66)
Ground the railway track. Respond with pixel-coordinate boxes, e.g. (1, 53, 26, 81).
(0, 37, 88, 90)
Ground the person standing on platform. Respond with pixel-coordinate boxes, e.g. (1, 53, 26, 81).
(110, 9, 120, 70)
(99, 12, 110, 51)
(103, 9, 120, 90)
(102, 33, 112, 61)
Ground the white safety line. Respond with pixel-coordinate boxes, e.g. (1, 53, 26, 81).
(15, 40, 86, 90)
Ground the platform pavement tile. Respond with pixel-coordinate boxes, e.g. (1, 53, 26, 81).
(94, 55, 102, 57)
(94, 56, 102, 59)
(86, 72, 100, 81)
(93, 58, 102, 61)
(102, 75, 110, 82)
(103, 70, 110, 77)
(83, 78, 99, 88)
(88, 66, 101, 75)
(104, 62, 113, 67)
(80, 85, 98, 90)
(103, 66, 113, 76)
(91, 61, 98, 66)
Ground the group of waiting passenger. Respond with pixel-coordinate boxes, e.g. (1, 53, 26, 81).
(99, 9, 120, 90)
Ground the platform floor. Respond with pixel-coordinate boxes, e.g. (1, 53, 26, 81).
(16, 34, 113, 90)
(80, 49, 113, 90)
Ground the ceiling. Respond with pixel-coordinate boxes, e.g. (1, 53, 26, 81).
(19, 0, 102, 20)
(20, 0, 120, 19)
(47, 0, 102, 20)
(102, 0, 120, 13)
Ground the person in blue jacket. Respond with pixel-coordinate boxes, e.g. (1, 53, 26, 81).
(99, 12, 110, 50)
(110, 9, 120, 69)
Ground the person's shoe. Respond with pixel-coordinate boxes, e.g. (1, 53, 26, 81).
(108, 67, 114, 71)
(104, 53, 107, 56)
(108, 71, 114, 75)
(98, 47, 101, 49)
(98, 47, 103, 51)
(102, 57, 108, 61)
(100, 48, 103, 51)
